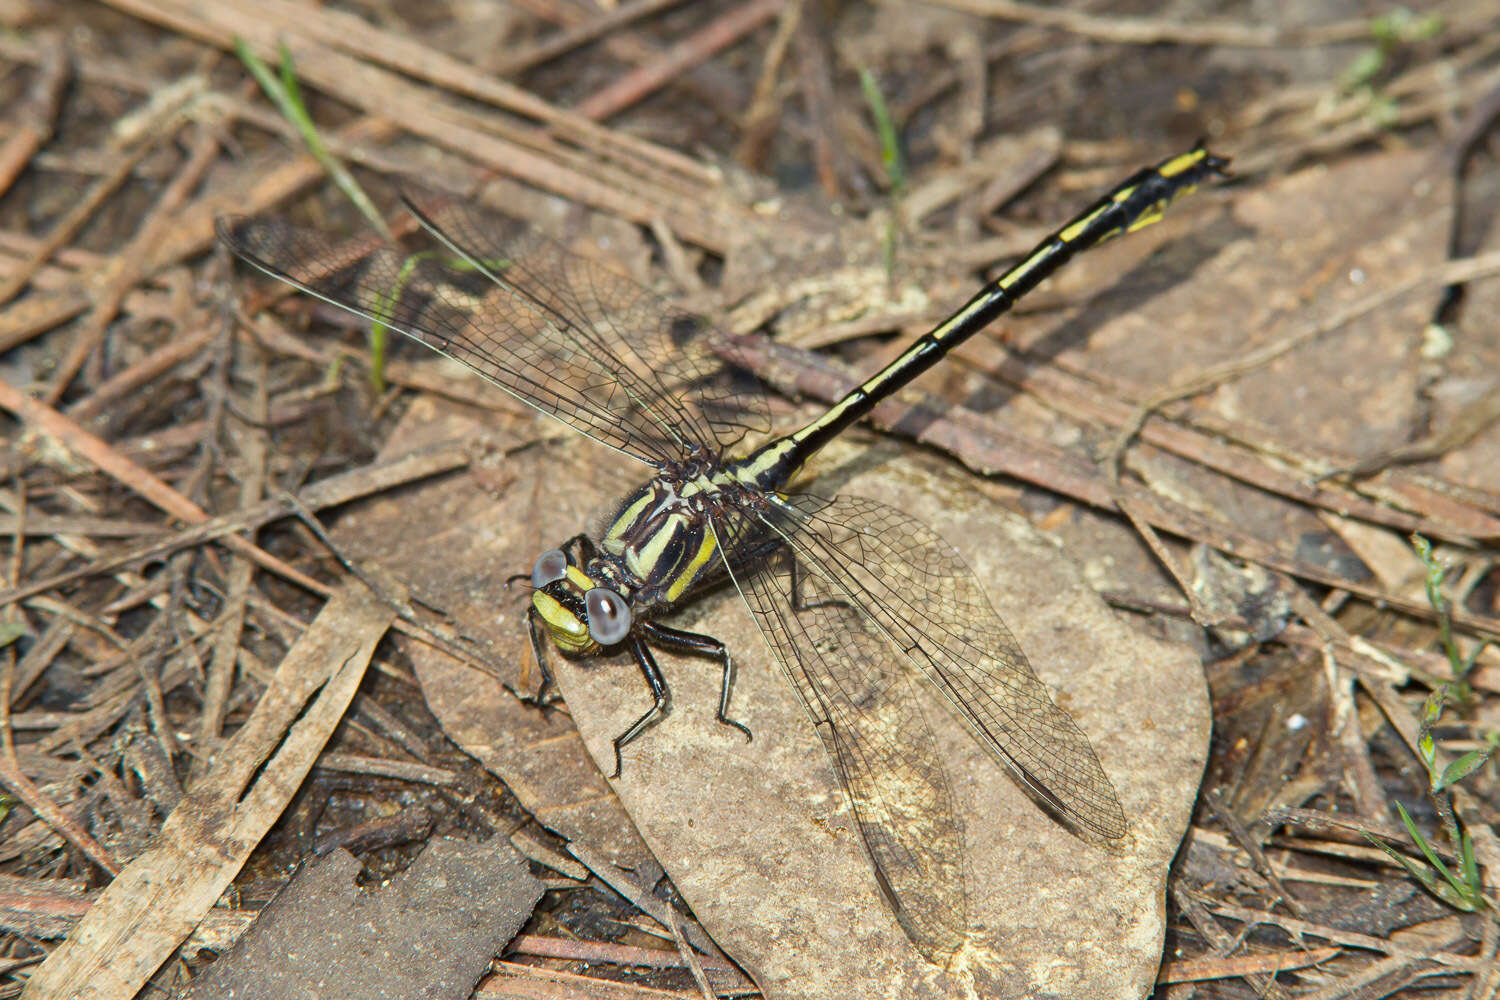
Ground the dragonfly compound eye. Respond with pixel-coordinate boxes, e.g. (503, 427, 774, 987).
(531, 549, 569, 589)
(585, 588, 632, 645)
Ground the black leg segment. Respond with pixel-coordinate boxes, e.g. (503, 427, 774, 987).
(612, 634, 673, 777)
(783, 548, 853, 615)
(639, 620, 753, 743)
(521, 606, 560, 708)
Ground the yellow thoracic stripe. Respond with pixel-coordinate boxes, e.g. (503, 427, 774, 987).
(627, 518, 677, 580)
(605, 492, 653, 547)
(665, 530, 718, 603)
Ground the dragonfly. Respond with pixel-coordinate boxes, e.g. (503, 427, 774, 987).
(219, 144, 1227, 964)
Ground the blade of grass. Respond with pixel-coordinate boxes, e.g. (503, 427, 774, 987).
(1437, 741, 1497, 792)
(1397, 802, 1458, 883)
(235, 39, 390, 241)
(858, 67, 905, 278)
(235, 38, 394, 390)
(1397, 801, 1483, 910)
(1374, 839, 1472, 909)
(858, 67, 905, 194)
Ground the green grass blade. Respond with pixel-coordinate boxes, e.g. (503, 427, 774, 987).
(858, 67, 905, 194)
(0, 621, 25, 648)
(1438, 748, 1494, 792)
(234, 38, 391, 243)
(1364, 818, 1476, 911)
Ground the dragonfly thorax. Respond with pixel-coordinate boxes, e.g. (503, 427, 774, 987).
(600, 468, 733, 613)
(529, 464, 737, 656)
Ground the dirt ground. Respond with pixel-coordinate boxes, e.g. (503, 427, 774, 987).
(1, 1, 1499, 998)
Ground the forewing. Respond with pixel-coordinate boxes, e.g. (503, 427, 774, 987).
(409, 198, 771, 454)
(710, 506, 969, 964)
(218, 202, 768, 465)
(767, 493, 1128, 844)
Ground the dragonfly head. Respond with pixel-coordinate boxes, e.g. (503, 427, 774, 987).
(529, 548, 634, 654)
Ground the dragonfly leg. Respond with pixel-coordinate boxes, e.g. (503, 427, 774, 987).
(612, 634, 672, 777)
(639, 620, 752, 743)
(519, 606, 561, 709)
(783, 549, 853, 615)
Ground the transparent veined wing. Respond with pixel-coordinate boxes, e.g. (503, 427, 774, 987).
(756, 492, 1127, 844)
(218, 197, 770, 467)
(712, 499, 969, 964)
